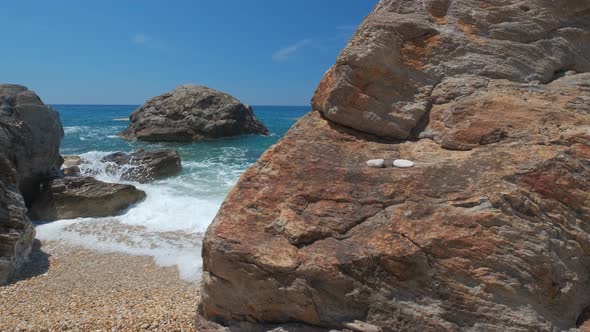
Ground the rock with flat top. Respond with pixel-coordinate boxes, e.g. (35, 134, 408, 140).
(29, 177, 146, 221)
(119, 85, 269, 142)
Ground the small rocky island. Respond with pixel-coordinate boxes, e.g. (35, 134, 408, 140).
(119, 84, 269, 142)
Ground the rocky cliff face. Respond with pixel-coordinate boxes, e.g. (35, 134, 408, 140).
(119, 85, 269, 142)
(0, 84, 63, 284)
(200, 1, 590, 330)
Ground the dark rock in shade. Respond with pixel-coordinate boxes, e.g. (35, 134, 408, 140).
(29, 177, 146, 221)
(101, 149, 182, 183)
(0, 84, 63, 284)
(119, 85, 269, 142)
(200, 0, 590, 330)
(0, 159, 34, 285)
(0, 84, 64, 203)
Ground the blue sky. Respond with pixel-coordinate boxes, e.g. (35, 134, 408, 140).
(1, 1, 376, 105)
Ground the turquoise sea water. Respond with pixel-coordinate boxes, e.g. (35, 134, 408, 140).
(36, 105, 309, 280)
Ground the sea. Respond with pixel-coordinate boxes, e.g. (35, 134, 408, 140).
(35, 105, 309, 281)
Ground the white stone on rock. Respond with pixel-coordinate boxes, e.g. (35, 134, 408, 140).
(393, 159, 414, 168)
(366, 159, 385, 168)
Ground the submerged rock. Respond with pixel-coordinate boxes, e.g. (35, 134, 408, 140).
(200, 0, 590, 330)
(0, 84, 63, 284)
(119, 85, 269, 142)
(101, 149, 182, 183)
(29, 177, 146, 221)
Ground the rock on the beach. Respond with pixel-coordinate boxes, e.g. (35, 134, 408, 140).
(101, 149, 182, 183)
(29, 177, 146, 221)
(119, 85, 269, 142)
(311, 0, 590, 139)
(62, 155, 83, 168)
(392, 159, 414, 168)
(366, 159, 385, 168)
(200, 0, 590, 330)
(0, 84, 63, 284)
(61, 166, 81, 177)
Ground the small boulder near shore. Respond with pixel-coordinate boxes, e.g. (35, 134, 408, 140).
(29, 177, 146, 221)
(119, 85, 269, 142)
(101, 149, 182, 183)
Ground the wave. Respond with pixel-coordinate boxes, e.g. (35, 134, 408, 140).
(36, 149, 244, 281)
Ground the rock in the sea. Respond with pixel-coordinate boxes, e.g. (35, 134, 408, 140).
(101, 149, 182, 183)
(200, 1, 590, 330)
(0, 84, 63, 284)
(119, 85, 269, 142)
(29, 177, 146, 221)
(366, 159, 385, 168)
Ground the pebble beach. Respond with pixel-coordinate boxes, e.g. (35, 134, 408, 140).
(0, 241, 200, 331)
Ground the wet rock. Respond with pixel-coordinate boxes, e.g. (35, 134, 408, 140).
(101, 149, 182, 183)
(119, 85, 269, 142)
(29, 177, 146, 221)
(0, 84, 63, 284)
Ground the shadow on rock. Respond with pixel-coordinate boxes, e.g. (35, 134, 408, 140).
(7, 239, 50, 284)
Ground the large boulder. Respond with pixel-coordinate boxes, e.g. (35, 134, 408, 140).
(0, 84, 63, 284)
(200, 1, 590, 330)
(119, 85, 269, 142)
(29, 177, 146, 221)
(101, 149, 182, 183)
(312, 0, 590, 139)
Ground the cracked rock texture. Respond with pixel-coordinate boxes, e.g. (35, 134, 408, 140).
(0, 84, 63, 284)
(201, 0, 590, 330)
(312, 0, 590, 139)
(119, 85, 269, 142)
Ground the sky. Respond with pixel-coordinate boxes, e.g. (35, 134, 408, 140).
(1, 1, 377, 105)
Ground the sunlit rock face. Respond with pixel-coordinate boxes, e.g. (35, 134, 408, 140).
(312, 0, 590, 139)
(200, 0, 590, 330)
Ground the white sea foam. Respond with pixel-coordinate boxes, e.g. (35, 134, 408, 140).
(35, 218, 202, 281)
(35, 149, 237, 281)
(63, 126, 86, 134)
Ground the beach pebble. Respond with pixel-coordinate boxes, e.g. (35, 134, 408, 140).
(366, 159, 385, 168)
(393, 159, 414, 168)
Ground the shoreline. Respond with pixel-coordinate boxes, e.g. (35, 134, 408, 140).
(0, 239, 200, 331)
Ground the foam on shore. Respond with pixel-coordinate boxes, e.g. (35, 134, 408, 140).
(36, 149, 245, 281)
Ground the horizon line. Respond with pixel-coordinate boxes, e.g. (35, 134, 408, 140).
(48, 103, 312, 107)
